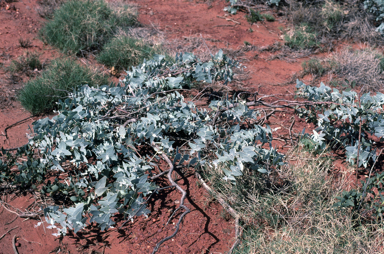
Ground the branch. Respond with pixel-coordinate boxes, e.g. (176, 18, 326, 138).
(289, 116, 295, 146)
(356, 94, 362, 184)
(1, 116, 34, 139)
(195, 172, 242, 254)
(0, 200, 42, 219)
(13, 235, 18, 254)
(149, 170, 170, 181)
(0, 226, 18, 241)
(152, 153, 190, 254)
(210, 98, 351, 126)
(1, 145, 27, 152)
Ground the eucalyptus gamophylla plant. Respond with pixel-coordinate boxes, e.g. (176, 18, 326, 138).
(1, 51, 284, 245)
(295, 80, 384, 168)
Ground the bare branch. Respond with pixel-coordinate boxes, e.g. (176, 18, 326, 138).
(195, 172, 242, 254)
(149, 170, 170, 181)
(0, 226, 18, 241)
(13, 235, 18, 254)
(152, 153, 190, 254)
(1, 116, 34, 139)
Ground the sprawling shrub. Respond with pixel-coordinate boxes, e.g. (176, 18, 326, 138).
(364, 0, 384, 34)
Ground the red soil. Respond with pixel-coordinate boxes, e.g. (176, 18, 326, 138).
(0, 0, 355, 253)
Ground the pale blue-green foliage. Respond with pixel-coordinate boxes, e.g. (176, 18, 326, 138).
(364, 0, 384, 34)
(213, 126, 283, 180)
(224, 0, 281, 14)
(268, 0, 281, 6)
(12, 51, 283, 236)
(296, 80, 384, 168)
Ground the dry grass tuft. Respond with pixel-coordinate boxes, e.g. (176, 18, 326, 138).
(115, 26, 165, 48)
(287, 0, 383, 46)
(107, 0, 139, 23)
(200, 148, 384, 253)
(341, 9, 383, 45)
(330, 48, 384, 92)
(36, 0, 66, 19)
(164, 36, 218, 62)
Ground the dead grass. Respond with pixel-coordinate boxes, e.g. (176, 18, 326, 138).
(200, 147, 384, 253)
(107, 0, 139, 23)
(36, 0, 66, 19)
(164, 36, 218, 62)
(298, 47, 384, 91)
(115, 24, 215, 61)
(330, 48, 384, 92)
(115, 26, 165, 48)
(286, 0, 383, 46)
(8, 51, 44, 77)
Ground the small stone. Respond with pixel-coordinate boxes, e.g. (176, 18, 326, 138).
(149, 11, 154, 16)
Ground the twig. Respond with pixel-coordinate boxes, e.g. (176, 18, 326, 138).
(0, 201, 20, 216)
(195, 172, 241, 254)
(192, 86, 209, 101)
(13, 235, 18, 254)
(257, 109, 275, 126)
(5, 216, 18, 225)
(1, 146, 27, 152)
(0, 226, 18, 241)
(356, 95, 362, 184)
(228, 18, 241, 25)
(210, 98, 357, 126)
(289, 116, 295, 146)
(217, 15, 241, 25)
(358, 149, 384, 212)
(21, 237, 42, 246)
(1, 116, 34, 139)
(229, 217, 241, 254)
(0, 200, 42, 219)
(212, 24, 236, 28)
(122, 118, 137, 127)
(200, 34, 213, 57)
(230, 3, 252, 13)
(19, 212, 42, 219)
(149, 170, 170, 181)
(152, 153, 190, 254)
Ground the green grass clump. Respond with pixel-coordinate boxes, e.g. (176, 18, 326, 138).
(40, 0, 137, 54)
(8, 52, 42, 74)
(321, 0, 344, 31)
(302, 58, 326, 76)
(18, 58, 108, 115)
(375, 53, 384, 72)
(284, 23, 318, 49)
(246, 10, 275, 24)
(329, 79, 344, 88)
(262, 13, 275, 22)
(97, 36, 157, 71)
(246, 9, 263, 24)
(36, 0, 66, 19)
